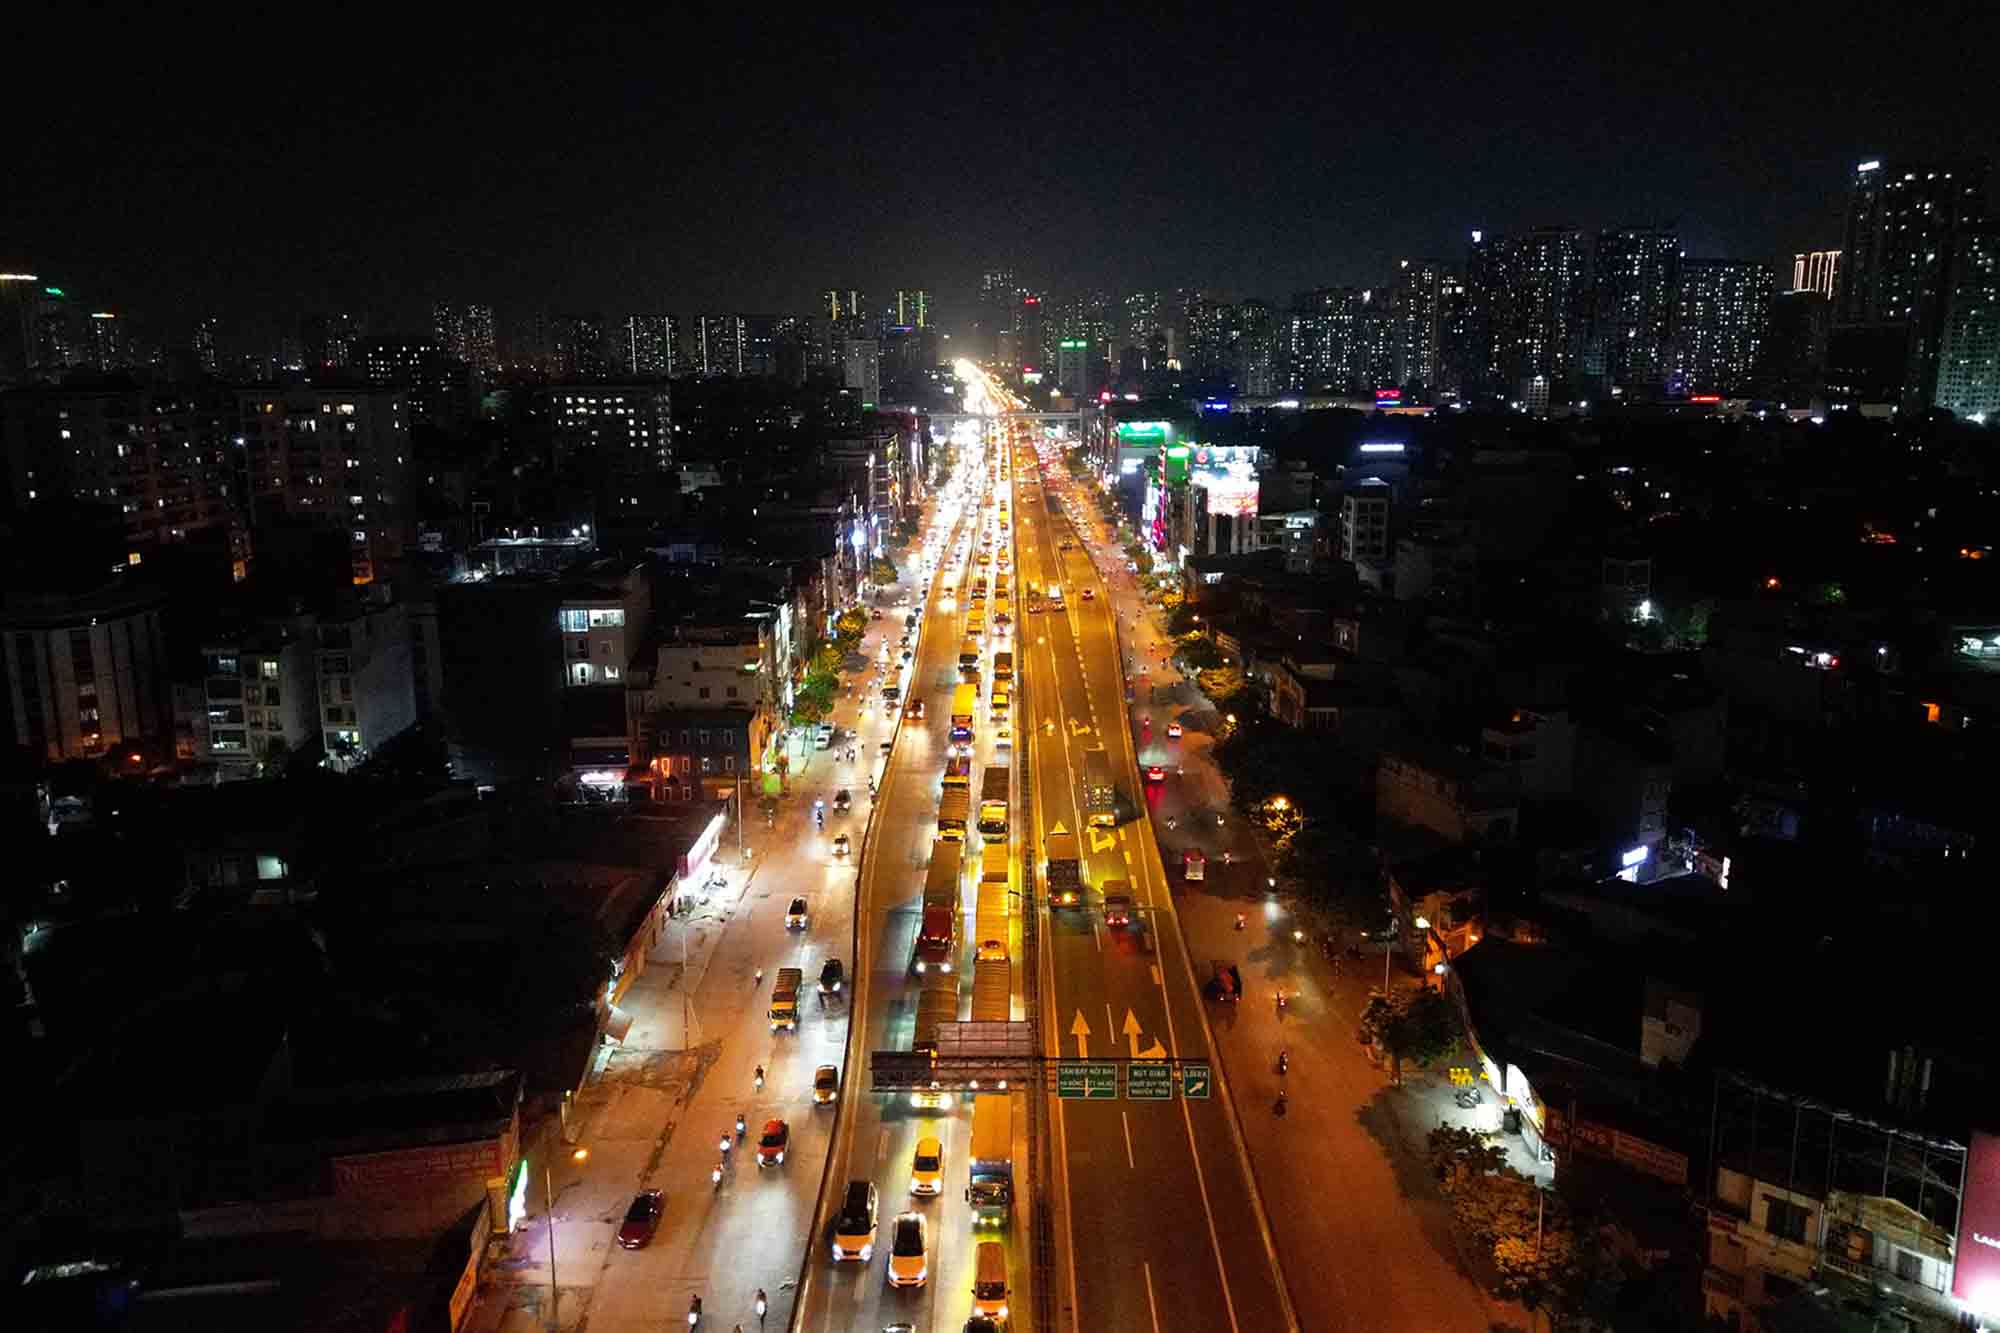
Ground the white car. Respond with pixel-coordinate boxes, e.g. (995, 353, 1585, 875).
(993, 728, 1012, 752)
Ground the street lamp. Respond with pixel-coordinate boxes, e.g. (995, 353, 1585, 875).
(546, 1146, 589, 1330)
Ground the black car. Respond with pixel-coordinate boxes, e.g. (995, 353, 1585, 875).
(819, 957, 846, 993)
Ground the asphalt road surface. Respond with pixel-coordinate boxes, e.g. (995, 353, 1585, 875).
(1014, 443, 1295, 1333)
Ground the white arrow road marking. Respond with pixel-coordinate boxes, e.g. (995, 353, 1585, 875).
(1069, 1010, 1092, 1058)
(1089, 829, 1119, 855)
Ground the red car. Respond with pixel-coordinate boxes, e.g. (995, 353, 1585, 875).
(1166, 721, 1183, 739)
(617, 1189, 664, 1248)
(1145, 765, 1166, 784)
(756, 1119, 791, 1167)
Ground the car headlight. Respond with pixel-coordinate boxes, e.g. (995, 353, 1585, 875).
(859, 1244, 873, 1261)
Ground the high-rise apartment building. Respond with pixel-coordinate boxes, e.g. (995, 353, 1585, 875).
(893, 289, 930, 329)
(431, 302, 467, 360)
(1283, 288, 1369, 392)
(822, 289, 867, 323)
(1510, 226, 1591, 395)
(1792, 251, 1841, 300)
(553, 314, 609, 380)
(842, 339, 881, 405)
(1836, 159, 1987, 406)
(1390, 260, 1446, 396)
(737, 316, 777, 377)
(1592, 225, 1681, 394)
(1765, 291, 1832, 402)
(1231, 299, 1278, 396)
(1935, 225, 2000, 420)
(1119, 290, 1164, 371)
(464, 304, 497, 374)
(1673, 260, 1773, 396)
(976, 269, 1018, 359)
(614, 314, 676, 378)
(359, 337, 475, 435)
(86, 312, 121, 372)
(300, 312, 364, 371)
(0, 273, 43, 384)
(193, 317, 219, 374)
(235, 387, 412, 585)
(697, 315, 742, 377)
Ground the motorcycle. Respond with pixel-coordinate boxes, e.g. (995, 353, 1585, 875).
(689, 1293, 704, 1326)
(1277, 1050, 1289, 1075)
(735, 1115, 747, 1140)
(719, 1132, 732, 1154)
(754, 1065, 765, 1091)
(710, 1164, 723, 1191)
(1233, 913, 1246, 931)
(1276, 991, 1289, 1011)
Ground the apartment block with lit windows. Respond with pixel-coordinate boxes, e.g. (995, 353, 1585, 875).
(235, 387, 411, 585)
(197, 616, 318, 775)
(0, 383, 250, 570)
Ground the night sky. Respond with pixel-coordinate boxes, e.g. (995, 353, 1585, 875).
(13, 4, 1998, 338)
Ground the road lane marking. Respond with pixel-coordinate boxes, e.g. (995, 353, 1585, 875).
(1151, 964, 1162, 987)
(1122, 1111, 1136, 1169)
(1069, 1010, 1092, 1058)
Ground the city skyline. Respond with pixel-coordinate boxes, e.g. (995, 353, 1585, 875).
(11, 8, 1998, 337)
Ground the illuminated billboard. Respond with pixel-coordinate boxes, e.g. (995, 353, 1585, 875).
(1955, 1132, 2000, 1310)
(1191, 469, 1258, 518)
(1117, 420, 1175, 446)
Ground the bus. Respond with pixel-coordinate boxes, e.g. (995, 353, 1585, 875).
(951, 683, 978, 743)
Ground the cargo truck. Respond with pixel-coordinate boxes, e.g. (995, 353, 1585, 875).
(1082, 746, 1117, 827)
(970, 957, 1011, 1022)
(977, 766, 1009, 842)
(921, 839, 962, 911)
(966, 1095, 1015, 1225)
(937, 784, 970, 842)
(950, 683, 978, 743)
(769, 967, 803, 1031)
(1045, 825, 1082, 908)
(912, 977, 959, 1052)
(959, 637, 980, 674)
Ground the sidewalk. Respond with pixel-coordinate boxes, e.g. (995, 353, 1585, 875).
(462, 571, 920, 1333)
(1097, 537, 1533, 1332)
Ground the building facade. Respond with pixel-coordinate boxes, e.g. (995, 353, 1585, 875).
(1, 583, 172, 762)
(1674, 260, 1774, 396)
(1592, 225, 1681, 395)
(1935, 225, 2000, 420)
(317, 596, 417, 769)
(235, 387, 412, 585)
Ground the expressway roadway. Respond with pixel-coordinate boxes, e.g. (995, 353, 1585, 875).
(1013, 437, 1295, 1333)
(792, 444, 1026, 1333)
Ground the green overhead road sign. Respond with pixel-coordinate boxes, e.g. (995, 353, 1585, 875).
(1128, 1061, 1173, 1100)
(1058, 1061, 1118, 1099)
(1182, 1062, 1212, 1099)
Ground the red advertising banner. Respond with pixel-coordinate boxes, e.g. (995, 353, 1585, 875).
(1953, 1131, 2000, 1308)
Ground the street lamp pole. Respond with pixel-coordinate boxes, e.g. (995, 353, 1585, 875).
(544, 1160, 559, 1330)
